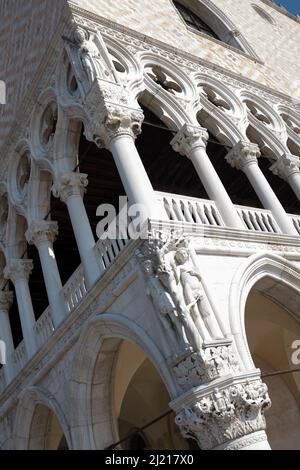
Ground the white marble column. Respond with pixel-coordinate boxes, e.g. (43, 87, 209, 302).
(52, 172, 100, 288)
(25, 221, 65, 326)
(99, 109, 166, 221)
(4, 260, 36, 358)
(0, 291, 14, 381)
(226, 141, 298, 236)
(171, 124, 245, 229)
(270, 153, 300, 202)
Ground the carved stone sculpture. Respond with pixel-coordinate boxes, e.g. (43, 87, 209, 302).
(173, 246, 223, 342)
(137, 231, 204, 353)
(137, 231, 228, 357)
(175, 379, 271, 450)
(142, 258, 187, 350)
(63, 27, 105, 93)
(173, 344, 240, 391)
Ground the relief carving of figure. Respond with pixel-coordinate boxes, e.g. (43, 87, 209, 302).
(142, 259, 187, 350)
(173, 246, 222, 342)
(73, 28, 103, 84)
(139, 231, 224, 354)
(63, 27, 106, 93)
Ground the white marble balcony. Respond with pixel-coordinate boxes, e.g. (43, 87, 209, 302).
(1, 191, 300, 393)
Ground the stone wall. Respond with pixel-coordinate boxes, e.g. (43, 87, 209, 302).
(0, 0, 66, 148)
(70, 0, 300, 98)
(1, 0, 300, 151)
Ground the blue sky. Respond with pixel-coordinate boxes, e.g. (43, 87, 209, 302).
(276, 0, 300, 15)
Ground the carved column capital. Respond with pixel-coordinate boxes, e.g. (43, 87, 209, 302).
(83, 81, 144, 147)
(25, 220, 58, 246)
(226, 141, 261, 171)
(4, 259, 33, 283)
(270, 154, 300, 180)
(52, 172, 88, 202)
(93, 107, 144, 148)
(0, 291, 14, 311)
(171, 124, 209, 158)
(172, 376, 271, 450)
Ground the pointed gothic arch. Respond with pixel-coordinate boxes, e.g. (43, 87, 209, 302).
(229, 253, 300, 370)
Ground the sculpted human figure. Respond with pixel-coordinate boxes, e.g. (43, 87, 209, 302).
(72, 28, 104, 85)
(156, 261, 202, 352)
(142, 259, 187, 350)
(173, 247, 222, 342)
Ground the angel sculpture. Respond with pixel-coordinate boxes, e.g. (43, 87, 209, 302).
(63, 28, 104, 93)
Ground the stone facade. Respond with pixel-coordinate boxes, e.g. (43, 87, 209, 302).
(0, 0, 300, 450)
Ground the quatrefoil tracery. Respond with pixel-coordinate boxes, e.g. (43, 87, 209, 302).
(146, 65, 183, 95)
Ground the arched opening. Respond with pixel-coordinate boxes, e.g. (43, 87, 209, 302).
(136, 105, 207, 199)
(49, 193, 81, 285)
(28, 404, 68, 450)
(171, 0, 255, 55)
(173, 1, 220, 40)
(50, 122, 126, 284)
(114, 340, 194, 450)
(246, 125, 300, 215)
(245, 284, 300, 449)
(78, 127, 125, 240)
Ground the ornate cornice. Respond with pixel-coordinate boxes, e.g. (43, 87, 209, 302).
(1, 4, 300, 184)
(69, 3, 300, 105)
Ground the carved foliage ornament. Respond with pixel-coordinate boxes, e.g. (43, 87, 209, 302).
(4, 259, 33, 283)
(25, 220, 59, 246)
(175, 379, 271, 449)
(52, 172, 88, 202)
(226, 140, 260, 170)
(270, 153, 300, 180)
(173, 344, 240, 391)
(83, 80, 144, 147)
(171, 124, 209, 158)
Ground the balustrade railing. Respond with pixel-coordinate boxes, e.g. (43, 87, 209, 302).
(2, 192, 300, 391)
(157, 192, 223, 226)
(291, 215, 300, 235)
(12, 341, 26, 375)
(95, 237, 129, 271)
(64, 265, 87, 313)
(157, 191, 286, 235)
(34, 307, 55, 348)
(236, 206, 280, 234)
